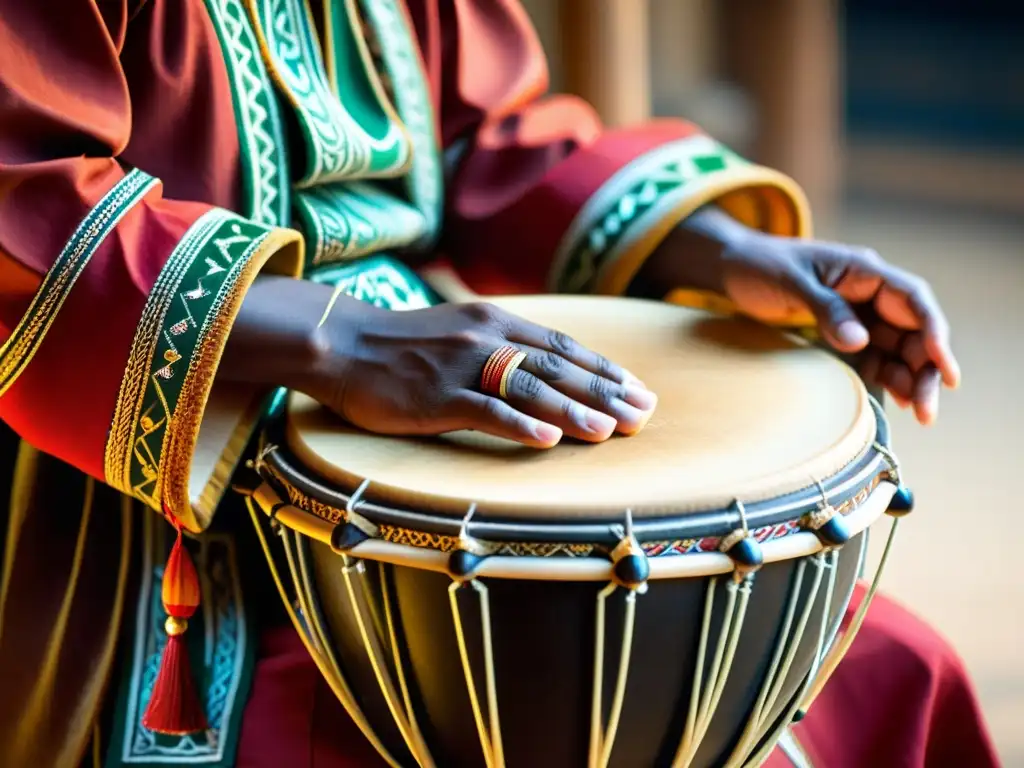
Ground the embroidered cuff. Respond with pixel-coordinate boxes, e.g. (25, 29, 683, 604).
(546, 134, 812, 297)
(103, 209, 303, 532)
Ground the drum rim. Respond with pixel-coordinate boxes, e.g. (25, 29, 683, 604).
(253, 397, 892, 550)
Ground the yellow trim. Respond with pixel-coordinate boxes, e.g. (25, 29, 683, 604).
(165, 229, 304, 532)
(104, 211, 227, 499)
(595, 166, 812, 299)
(104, 211, 303, 533)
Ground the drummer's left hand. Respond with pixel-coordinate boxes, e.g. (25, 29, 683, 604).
(638, 207, 961, 426)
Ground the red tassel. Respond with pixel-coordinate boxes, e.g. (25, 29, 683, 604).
(142, 516, 209, 735)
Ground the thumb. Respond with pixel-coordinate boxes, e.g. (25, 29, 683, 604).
(788, 268, 870, 353)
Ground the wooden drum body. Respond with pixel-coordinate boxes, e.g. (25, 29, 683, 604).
(241, 297, 911, 768)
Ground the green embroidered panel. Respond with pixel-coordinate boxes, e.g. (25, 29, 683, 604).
(294, 183, 428, 267)
(323, 0, 393, 142)
(555, 136, 745, 294)
(109, 211, 274, 509)
(253, 0, 410, 187)
(0, 169, 157, 398)
(307, 254, 440, 311)
(204, 0, 291, 227)
(358, 0, 444, 244)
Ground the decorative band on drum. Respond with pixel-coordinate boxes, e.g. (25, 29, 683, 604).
(481, 345, 526, 399)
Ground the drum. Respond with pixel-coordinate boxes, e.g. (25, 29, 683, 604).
(239, 295, 911, 768)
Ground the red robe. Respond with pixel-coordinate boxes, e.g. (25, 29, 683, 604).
(0, 0, 999, 766)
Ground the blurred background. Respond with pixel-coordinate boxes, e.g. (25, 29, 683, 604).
(520, 0, 1023, 762)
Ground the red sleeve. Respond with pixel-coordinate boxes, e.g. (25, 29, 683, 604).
(0, 0, 302, 532)
(434, 0, 813, 298)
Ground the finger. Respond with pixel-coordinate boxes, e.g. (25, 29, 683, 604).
(446, 391, 563, 448)
(879, 359, 915, 405)
(904, 286, 960, 389)
(502, 368, 621, 443)
(858, 351, 909, 409)
(518, 346, 656, 434)
(505, 320, 632, 386)
(785, 268, 870, 353)
(867, 266, 960, 389)
(858, 349, 884, 386)
(900, 333, 931, 374)
(867, 321, 904, 356)
(912, 366, 942, 426)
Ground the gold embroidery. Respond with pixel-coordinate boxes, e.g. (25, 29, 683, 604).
(104, 210, 303, 533)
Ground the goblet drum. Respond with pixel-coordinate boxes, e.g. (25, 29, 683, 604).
(240, 296, 910, 768)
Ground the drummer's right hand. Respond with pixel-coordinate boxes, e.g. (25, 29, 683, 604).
(302, 289, 657, 449)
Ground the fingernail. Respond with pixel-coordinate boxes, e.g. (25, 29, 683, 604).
(534, 423, 562, 445)
(586, 410, 617, 436)
(625, 384, 657, 412)
(836, 321, 869, 348)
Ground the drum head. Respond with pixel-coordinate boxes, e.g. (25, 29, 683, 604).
(285, 296, 874, 520)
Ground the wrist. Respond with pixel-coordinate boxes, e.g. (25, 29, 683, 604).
(629, 206, 756, 298)
(220, 276, 339, 393)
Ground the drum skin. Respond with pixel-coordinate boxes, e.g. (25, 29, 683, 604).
(306, 533, 865, 768)
(256, 296, 892, 768)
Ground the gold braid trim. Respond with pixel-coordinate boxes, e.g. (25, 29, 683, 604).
(104, 210, 303, 532)
(266, 462, 886, 559)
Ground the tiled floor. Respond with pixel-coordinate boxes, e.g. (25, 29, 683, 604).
(828, 201, 1023, 764)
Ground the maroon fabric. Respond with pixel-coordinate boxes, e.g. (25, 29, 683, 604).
(237, 588, 1000, 767)
(767, 586, 1001, 768)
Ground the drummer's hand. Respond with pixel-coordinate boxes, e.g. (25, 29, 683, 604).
(636, 207, 960, 426)
(308, 296, 656, 448)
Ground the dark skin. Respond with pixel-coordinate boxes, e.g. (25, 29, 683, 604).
(221, 208, 958, 446)
(632, 207, 959, 425)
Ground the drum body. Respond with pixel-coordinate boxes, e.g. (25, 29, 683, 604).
(243, 297, 907, 768)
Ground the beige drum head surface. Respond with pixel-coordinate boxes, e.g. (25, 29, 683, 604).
(286, 296, 875, 520)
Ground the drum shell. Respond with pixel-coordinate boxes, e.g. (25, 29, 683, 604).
(305, 532, 866, 768)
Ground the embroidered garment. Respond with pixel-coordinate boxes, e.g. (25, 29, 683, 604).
(0, 1, 996, 767)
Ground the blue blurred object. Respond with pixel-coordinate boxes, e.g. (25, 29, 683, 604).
(844, 2, 1024, 151)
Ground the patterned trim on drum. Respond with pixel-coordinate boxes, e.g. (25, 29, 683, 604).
(265, 464, 883, 558)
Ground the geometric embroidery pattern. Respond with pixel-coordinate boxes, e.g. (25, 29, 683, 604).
(552, 135, 745, 294)
(109, 517, 249, 767)
(104, 210, 276, 511)
(295, 183, 428, 267)
(307, 254, 438, 311)
(359, 0, 444, 245)
(204, 0, 291, 227)
(251, 0, 410, 187)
